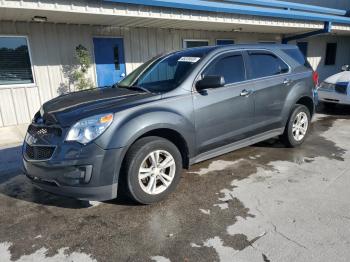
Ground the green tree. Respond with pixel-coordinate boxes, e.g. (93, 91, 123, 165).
(73, 44, 94, 90)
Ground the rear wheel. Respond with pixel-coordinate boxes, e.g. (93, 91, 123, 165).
(281, 104, 311, 147)
(122, 136, 182, 204)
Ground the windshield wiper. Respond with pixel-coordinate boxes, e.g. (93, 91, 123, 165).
(116, 84, 150, 93)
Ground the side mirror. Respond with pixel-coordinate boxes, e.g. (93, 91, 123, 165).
(341, 65, 350, 71)
(196, 75, 225, 90)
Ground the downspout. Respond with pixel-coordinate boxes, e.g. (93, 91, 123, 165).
(282, 21, 332, 44)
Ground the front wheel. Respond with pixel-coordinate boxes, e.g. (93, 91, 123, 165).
(122, 136, 182, 204)
(281, 104, 311, 147)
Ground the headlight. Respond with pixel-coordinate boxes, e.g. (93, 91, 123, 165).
(319, 82, 335, 90)
(66, 113, 114, 144)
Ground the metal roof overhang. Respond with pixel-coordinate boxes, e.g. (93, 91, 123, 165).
(104, 0, 350, 24)
(1, 0, 350, 36)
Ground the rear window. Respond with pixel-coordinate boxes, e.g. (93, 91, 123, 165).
(248, 51, 289, 79)
(282, 48, 312, 69)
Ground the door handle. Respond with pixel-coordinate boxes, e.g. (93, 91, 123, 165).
(240, 89, 254, 97)
(283, 78, 293, 85)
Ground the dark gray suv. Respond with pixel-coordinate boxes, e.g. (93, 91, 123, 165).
(23, 44, 317, 204)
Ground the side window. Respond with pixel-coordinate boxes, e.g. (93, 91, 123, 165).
(216, 39, 235, 45)
(183, 40, 209, 49)
(282, 48, 312, 69)
(325, 43, 337, 66)
(0, 36, 34, 86)
(203, 54, 245, 85)
(248, 51, 289, 79)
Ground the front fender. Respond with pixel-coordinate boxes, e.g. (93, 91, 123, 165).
(95, 107, 196, 154)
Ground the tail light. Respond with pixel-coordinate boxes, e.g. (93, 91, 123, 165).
(312, 71, 319, 87)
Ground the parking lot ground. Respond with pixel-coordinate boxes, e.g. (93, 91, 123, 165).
(0, 106, 350, 262)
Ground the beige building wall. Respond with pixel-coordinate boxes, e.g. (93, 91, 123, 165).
(0, 21, 281, 127)
(0, 20, 350, 127)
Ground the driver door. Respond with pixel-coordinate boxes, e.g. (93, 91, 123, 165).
(193, 51, 255, 154)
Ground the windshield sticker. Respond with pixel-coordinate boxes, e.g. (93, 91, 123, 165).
(178, 57, 201, 63)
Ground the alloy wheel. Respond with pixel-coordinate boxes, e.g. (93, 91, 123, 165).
(138, 150, 176, 195)
(292, 112, 308, 141)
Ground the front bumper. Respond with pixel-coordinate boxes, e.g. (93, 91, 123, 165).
(22, 130, 124, 201)
(318, 89, 350, 105)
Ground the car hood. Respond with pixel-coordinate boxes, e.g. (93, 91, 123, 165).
(40, 88, 160, 127)
(324, 71, 350, 84)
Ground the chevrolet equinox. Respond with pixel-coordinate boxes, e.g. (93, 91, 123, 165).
(23, 44, 317, 204)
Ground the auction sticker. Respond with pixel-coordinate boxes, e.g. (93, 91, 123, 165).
(178, 57, 201, 63)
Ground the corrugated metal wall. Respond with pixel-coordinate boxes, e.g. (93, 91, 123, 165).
(305, 35, 350, 80)
(0, 21, 350, 127)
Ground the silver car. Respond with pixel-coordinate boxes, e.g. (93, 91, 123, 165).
(318, 65, 350, 106)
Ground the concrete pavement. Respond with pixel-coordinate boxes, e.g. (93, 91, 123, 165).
(0, 107, 349, 261)
(0, 124, 27, 148)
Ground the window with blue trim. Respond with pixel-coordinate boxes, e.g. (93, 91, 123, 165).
(0, 36, 34, 86)
(183, 40, 209, 48)
(216, 39, 235, 45)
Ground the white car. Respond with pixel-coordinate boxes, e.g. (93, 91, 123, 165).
(318, 65, 350, 106)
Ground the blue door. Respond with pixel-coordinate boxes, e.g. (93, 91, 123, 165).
(93, 37, 126, 87)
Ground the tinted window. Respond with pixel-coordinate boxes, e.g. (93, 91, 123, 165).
(0, 37, 34, 85)
(203, 54, 245, 85)
(282, 48, 312, 69)
(248, 51, 289, 79)
(325, 43, 337, 65)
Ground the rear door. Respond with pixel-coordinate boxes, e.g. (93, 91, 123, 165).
(193, 51, 255, 154)
(245, 50, 291, 134)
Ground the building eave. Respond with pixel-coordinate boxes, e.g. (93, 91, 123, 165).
(105, 0, 350, 24)
(0, 0, 350, 35)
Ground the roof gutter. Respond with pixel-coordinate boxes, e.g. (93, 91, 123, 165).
(104, 0, 350, 24)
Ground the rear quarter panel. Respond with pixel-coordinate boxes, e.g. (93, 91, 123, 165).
(274, 48, 315, 125)
(281, 70, 315, 126)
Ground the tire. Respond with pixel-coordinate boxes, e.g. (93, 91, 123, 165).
(281, 104, 311, 148)
(121, 136, 182, 204)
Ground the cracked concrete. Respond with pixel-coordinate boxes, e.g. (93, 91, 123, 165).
(0, 106, 350, 261)
(221, 116, 350, 261)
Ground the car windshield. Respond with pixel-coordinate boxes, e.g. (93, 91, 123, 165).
(118, 48, 213, 93)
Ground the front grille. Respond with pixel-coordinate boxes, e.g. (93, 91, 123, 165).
(28, 124, 62, 137)
(25, 144, 55, 160)
(335, 83, 348, 94)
